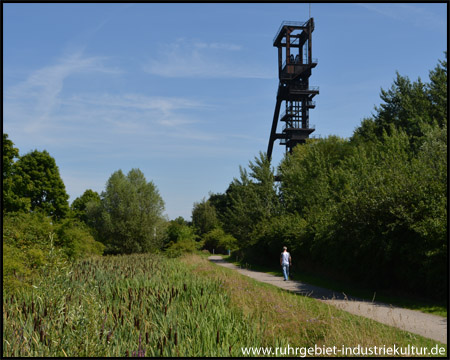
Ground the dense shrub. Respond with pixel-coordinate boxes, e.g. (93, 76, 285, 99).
(3, 211, 54, 248)
(55, 219, 105, 258)
(202, 228, 237, 254)
(3, 242, 32, 292)
(165, 238, 201, 258)
(3, 212, 104, 292)
(164, 218, 202, 257)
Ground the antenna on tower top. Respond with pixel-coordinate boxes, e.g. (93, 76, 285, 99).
(309, 3, 311, 18)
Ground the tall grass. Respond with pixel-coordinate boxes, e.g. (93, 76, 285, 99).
(3, 253, 279, 357)
(182, 254, 447, 353)
(3, 252, 446, 357)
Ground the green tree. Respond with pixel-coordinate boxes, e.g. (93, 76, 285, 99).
(191, 198, 220, 236)
(350, 117, 380, 145)
(2, 134, 30, 213)
(351, 54, 447, 149)
(375, 73, 431, 139)
(222, 152, 279, 249)
(164, 218, 199, 257)
(321, 126, 447, 296)
(165, 217, 197, 245)
(409, 124, 447, 296)
(13, 149, 69, 219)
(88, 168, 166, 254)
(2, 134, 18, 183)
(249, 213, 308, 265)
(427, 53, 447, 125)
(208, 192, 229, 225)
(71, 189, 101, 223)
(279, 136, 352, 215)
(202, 228, 237, 254)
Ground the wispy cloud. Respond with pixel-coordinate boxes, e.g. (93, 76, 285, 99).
(5, 50, 121, 134)
(143, 38, 273, 79)
(192, 41, 242, 51)
(4, 46, 257, 194)
(5, 65, 218, 149)
(63, 93, 210, 130)
(66, 93, 206, 114)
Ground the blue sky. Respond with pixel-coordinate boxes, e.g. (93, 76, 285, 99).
(3, 3, 447, 220)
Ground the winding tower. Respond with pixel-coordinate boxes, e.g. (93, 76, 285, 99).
(267, 19, 319, 160)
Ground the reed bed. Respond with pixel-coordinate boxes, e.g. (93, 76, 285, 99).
(4, 253, 446, 357)
(3, 253, 280, 357)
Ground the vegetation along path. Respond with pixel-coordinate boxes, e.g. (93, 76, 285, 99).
(208, 256, 447, 344)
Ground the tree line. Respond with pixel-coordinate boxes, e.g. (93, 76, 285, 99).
(189, 54, 447, 300)
(3, 54, 446, 300)
(3, 138, 167, 291)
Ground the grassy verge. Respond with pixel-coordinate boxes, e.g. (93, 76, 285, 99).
(188, 254, 446, 356)
(220, 255, 447, 318)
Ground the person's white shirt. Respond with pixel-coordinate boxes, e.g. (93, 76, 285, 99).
(281, 251, 290, 265)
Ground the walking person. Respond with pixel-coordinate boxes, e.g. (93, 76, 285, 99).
(280, 246, 292, 281)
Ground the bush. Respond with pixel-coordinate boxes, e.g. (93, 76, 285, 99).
(2, 212, 104, 292)
(55, 219, 105, 259)
(245, 214, 308, 266)
(3, 243, 31, 292)
(3, 211, 53, 248)
(3, 236, 68, 293)
(202, 228, 237, 254)
(26, 247, 46, 269)
(164, 220, 197, 246)
(165, 238, 201, 258)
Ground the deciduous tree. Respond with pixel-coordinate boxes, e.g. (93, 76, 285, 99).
(71, 189, 101, 223)
(2, 134, 31, 213)
(191, 199, 220, 236)
(13, 149, 69, 218)
(88, 168, 166, 254)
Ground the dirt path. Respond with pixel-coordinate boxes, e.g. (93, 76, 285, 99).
(208, 256, 447, 344)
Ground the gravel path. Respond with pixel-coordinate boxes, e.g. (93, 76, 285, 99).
(208, 256, 447, 344)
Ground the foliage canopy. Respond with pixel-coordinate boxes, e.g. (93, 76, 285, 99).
(199, 55, 447, 299)
(88, 168, 166, 254)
